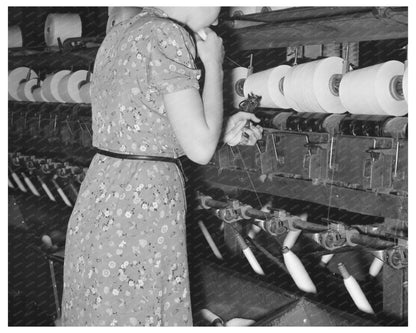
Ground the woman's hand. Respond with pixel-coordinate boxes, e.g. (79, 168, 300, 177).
(223, 112, 263, 146)
(195, 28, 224, 68)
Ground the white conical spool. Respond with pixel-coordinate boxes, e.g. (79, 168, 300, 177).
(282, 246, 317, 293)
(226, 318, 255, 326)
(200, 309, 224, 326)
(17, 78, 39, 102)
(243, 247, 265, 276)
(284, 57, 347, 114)
(44, 13, 82, 47)
(198, 220, 223, 260)
(339, 60, 407, 116)
(32, 84, 48, 102)
(42, 70, 71, 102)
(225, 67, 249, 109)
(8, 67, 38, 101)
(22, 173, 40, 196)
(11, 172, 27, 192)
(37, 176, 56, 201)
(338, 262, 375, 314)
(320, 253, 334, 266)
(283, 229, 302, 249)
(9, 25, 23, 48)
(243, 65, 292, 108)
(58, 70, 89, 103)
(369, 250, 384, 277)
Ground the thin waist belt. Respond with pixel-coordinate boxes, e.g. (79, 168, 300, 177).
(95, 148, 187, 181)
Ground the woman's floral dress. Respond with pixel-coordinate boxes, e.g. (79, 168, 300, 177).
(61, 7, 201, 326)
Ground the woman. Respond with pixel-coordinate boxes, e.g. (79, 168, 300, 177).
(61, 7, 262, 326)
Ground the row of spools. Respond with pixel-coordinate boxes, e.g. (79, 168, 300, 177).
(8, 67, 92, 104)
(230, 57, 409, 116)
(8, 7, 144, 49)
(9, 7, 291, 48)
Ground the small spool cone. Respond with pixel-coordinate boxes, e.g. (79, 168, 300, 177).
(320, 253, 334, 267)
(198, 220, 223, 260)
(338, 262, 375, 314)
(11, 172, 27, 192)
(369, 250, 384, 277)
(283, 229, 302, 249)
(226, 318, 255, 326)
(282, 246, 317, 293)
(200, 309, 224, 326)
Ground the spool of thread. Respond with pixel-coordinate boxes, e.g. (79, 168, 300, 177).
(282, 246, 317, 293)
(106, 7, 142, 33)
(8, 25, 23, 48)
(369, 250, 384, 277)
(243, 65, 291, 108)
(338, 262, 375, 314)
(225, 67, 249, 109)
(198, 220, 223, 260)
(44, 13, 82, 47)
(11, 172, 27, 193)
(319, 253, 334, 267)
(58, 70, 89, 103)
(403, 61, 408, 103)
(226, 318, 256, 326)
(339, 60, 407, 116)
(283, 57, 347, 114)
(22, 172, 40, 196)
(200, 309, 224, 326)
(17, 78, 39, 102)
(79, 81, 91, 103)
(283, 229, 302, 249)
(42, 70, 71, 102)
(32, 84, 48, 102)
(8, 67, 38, 101)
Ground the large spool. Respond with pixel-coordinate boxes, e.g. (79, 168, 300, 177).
(283, 57, 347, 114)
(32, 84, 48, 102)
(58, 70, 89, 103)
(17, 78, 39, 102)
(44, 13, 82, 47)
(106, 7, 142, 34)
(339, 60, 407, 116)
(243, 65, 292, 109)
(225, 67, 249, 109)
(8, 67, 38, 101)
(8, 25, 23, 48)
(41, 70, 71, 102)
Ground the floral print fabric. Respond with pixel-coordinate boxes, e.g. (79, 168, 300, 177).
(61, 7, 198, 326)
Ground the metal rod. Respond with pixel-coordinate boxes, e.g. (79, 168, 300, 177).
(349, 233, 396, 249)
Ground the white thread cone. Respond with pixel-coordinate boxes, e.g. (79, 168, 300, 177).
(198, 220, 223, 260)
(22, 173, 40, 196)
(200, 309, 224, 326)
(369, 250, 384, 277)
(226, 318, 255, 326)
(338, 263, 374, 314)
(11, 172, 27, 192)
(320, 253, 334, 266)
(52, 179, 72, 207)
(282, 246, 317, 293)
(243, 247, 265, 275)
(283, 229, 302, 249)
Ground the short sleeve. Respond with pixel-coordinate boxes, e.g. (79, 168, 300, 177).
(148, 20, 201, 94)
